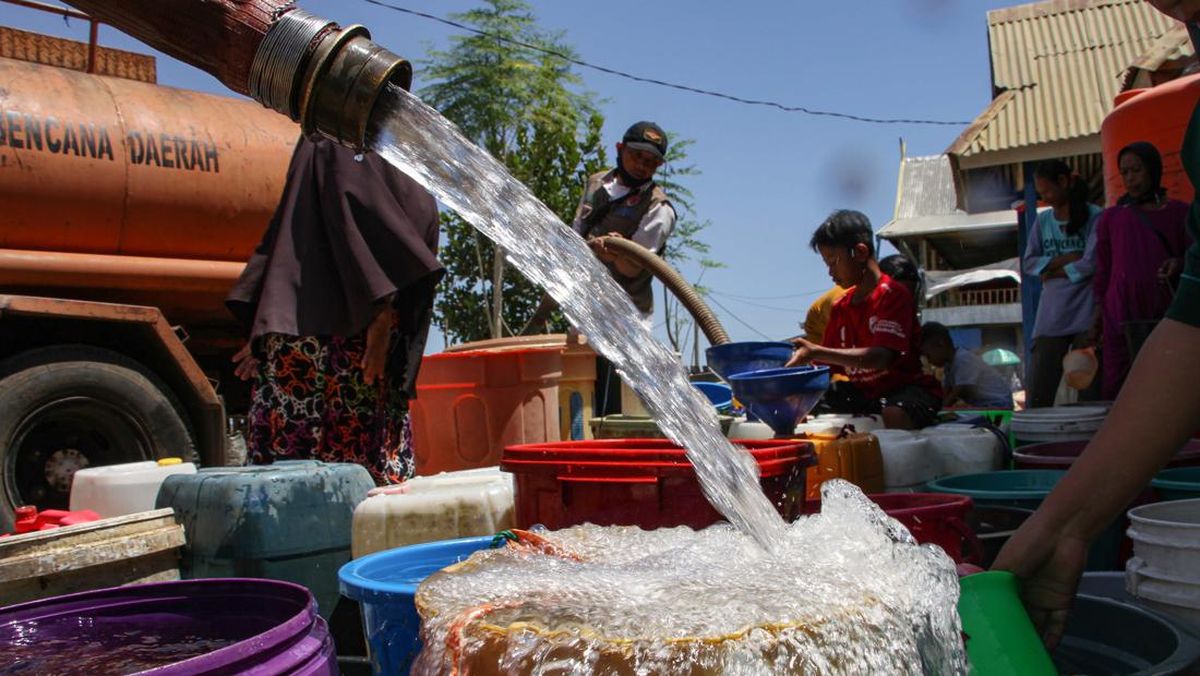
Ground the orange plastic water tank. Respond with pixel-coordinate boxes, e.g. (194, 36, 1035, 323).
(409, 348, 563, 475)
(1102, 74, 1200, 206)
(443, 334, 598, 441)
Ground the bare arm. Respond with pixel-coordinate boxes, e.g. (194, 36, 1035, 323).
(993, 318, 1200, 646)
(787, 338, 898, 371)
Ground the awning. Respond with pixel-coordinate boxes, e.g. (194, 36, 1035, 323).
(878, 209, 1018, 240)
(923, 258, 1021, 301)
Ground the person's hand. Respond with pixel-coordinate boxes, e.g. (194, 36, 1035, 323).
(587, 235, 619, 264)
(786, 338, 817, 367)
(1159, 257, 1183, 282)
(362, 307, 395, 386)
(991, 519, 1090, 649)
(232, 342, 259, 381)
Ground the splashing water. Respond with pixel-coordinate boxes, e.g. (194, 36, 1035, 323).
(412, 481, 969, 674)
(366, 84, 785, 549)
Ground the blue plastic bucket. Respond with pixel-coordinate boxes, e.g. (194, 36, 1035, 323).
(692, 381, 733, 412)
(338, 536, 494, 674)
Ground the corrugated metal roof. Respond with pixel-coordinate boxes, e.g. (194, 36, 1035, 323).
(1121, 23, 1195, 88)
(949, 0, 1180, 159)
(894, 154, 960, 220)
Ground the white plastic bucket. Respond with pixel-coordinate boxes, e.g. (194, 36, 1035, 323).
(807, 414, 882, 434)
(69, 459, 196, 518)
(351, 467, 514, 559)
(1011, 406, 1107, 444)
(921, 425, 1001, 476)
(1126, 561, 1200, 636)
(872, 430, 938, 488)
(726, 419, 776, 440)
(1125, 499, 1200, 634)
(1127, 499, 1200, 580)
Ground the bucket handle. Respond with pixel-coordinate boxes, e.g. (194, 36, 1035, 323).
(948, 516, 985, 565)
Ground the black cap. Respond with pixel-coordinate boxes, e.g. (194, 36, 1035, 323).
(622, 121, 668, 160)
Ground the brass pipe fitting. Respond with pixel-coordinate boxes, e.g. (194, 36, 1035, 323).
(248, 8, 412, 150)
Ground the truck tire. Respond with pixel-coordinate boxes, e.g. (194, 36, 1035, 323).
(0, 345, 196, 532)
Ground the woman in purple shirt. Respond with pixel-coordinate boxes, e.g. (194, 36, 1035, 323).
(1093, 142, 1190, 399)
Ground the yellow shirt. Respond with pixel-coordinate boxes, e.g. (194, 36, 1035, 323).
(804, 285, 849, 344)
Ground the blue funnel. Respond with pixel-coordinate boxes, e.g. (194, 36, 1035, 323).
(728, 366, 831, 437)
(706, 342, 794, 381)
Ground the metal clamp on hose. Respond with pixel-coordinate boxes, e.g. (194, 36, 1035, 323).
(248, 8, 412, 150)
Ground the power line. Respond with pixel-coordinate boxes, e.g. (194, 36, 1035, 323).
(355, 0, 972, 127)
(710, 288, 830, 301)
(704, 295, 774, 341)
(707, 293, 803, 314)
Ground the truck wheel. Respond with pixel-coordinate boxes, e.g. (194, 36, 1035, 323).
(0, 346, 196, 532)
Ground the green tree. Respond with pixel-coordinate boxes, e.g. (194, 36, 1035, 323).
(419, 0, 607, 344)
(656, 137, 725, 366)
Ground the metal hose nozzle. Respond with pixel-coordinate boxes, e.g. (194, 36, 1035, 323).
(249, 9, 411, 150)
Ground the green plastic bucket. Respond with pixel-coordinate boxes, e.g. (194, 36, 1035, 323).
(958, 571, 1055, 675)
(926, 470, 1065, 510)
(1152, 467, 1200, 501)
(928, 471, 1122, 570)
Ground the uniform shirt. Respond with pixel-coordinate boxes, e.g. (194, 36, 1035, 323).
(571, 173, 675, 256)
(946, 348, 1014, 409)
(822, 273, 931, 400)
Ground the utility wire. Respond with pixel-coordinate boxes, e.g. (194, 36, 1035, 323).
(356, 0, 972, 127)
(710, 288, 830, 301)
(704, 295, 774, 341)
(707, 294, 804, 314)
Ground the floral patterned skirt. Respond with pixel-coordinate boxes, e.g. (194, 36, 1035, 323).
(246, 332, 413, 485)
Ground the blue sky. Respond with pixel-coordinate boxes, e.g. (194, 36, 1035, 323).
(1, 0, 1018, 353)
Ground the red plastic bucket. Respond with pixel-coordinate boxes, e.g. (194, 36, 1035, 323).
(805, 492, 982, 564)
(868, 493, 982, 564)
(1014, 439, 1200, 470)
(501, 439, 815, 530)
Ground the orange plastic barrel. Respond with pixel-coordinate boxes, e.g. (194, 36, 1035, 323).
(1102, 74, 1200, 206)
(409, 348, 563, 475)
(443, 335, 598, 441)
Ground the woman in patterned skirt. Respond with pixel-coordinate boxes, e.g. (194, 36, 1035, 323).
(227, 136, 443, 485)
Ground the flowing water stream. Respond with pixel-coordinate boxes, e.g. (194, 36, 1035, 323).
(366, 84, 786, 549)
(365, 86, 967, 673)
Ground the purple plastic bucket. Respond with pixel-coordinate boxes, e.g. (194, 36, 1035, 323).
(0, 578, 335, 675)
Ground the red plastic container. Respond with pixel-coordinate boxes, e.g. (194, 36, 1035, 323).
(867, 493, 982, 565)
(501, 439, 815, 530)
(3, 506, 101, 536)
(1014, 439, 1200, 470)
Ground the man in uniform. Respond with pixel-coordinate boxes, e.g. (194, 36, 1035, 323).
(528, 121, 677, 414)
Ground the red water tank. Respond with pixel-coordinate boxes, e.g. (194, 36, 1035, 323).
(1101, 74, 1200, 206)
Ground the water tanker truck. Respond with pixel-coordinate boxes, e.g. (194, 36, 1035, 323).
(0, 23, 300, 530)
